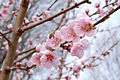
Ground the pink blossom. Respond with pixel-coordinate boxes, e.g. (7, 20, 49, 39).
(2, 8, 9, 16)
(30, 0, 33, 3)
(43, 10, 50, 17)
(17, 46, 21, 51)
(105, 0, 108, 2)
(60, 20, 79, 42)
(74, 13, 95, 37)
(7, 24, 13, 31)
(87, 63, 93, 69)
(116, 1, 120, 7)
(36, 44, 42, 52)
(32, 53, 43, 67)
(36, 42, 52, 52)
(1, 47, 5, 50)
(94, 3, 100, 8)
(28, 40, 34, 47)
(70, 39, 89, 58)
(12, 11, 16, 15)
(3, 41, 8, 50)
(24, 18, 29, 24)
(28, 69, 34, 75)
(16, 62, 22, 67)
(0, 36, 2, 39)
(73, 64, 81, 73)
(65, 75, 71, 80)
(17, 72, 24, 78)
(41, 50, 58, 69)
(3, 3, 9, 8)
(97, 9, 106, 17)
(9, 0, 14, 4)
(46, 30, 64, 49)
(25, 61, 35, 67)
(18, 37, 22, 43)
(33, 16, 38, 22)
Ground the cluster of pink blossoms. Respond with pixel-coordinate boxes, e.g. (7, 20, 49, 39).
(0, 0, 15, 20)
(32, 12, 96, 69)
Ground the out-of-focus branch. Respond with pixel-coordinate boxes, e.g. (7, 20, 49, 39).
(17, 47, 35, 56)
(7, 65, 36, 71)
(14, 50, 36, 64)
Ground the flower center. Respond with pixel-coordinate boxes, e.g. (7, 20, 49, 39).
(82, 24, 94, 31)
(71, 30, 76, 37)
(37, 56, 41, 61)
(55, 38, 61, 45)
(46, 54, 54, 61)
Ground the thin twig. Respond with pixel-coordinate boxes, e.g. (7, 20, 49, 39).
(0, 32, 11, 43)
(17, 47, 36, 55)
(94, 5, 120, 26)
(14, 50, 36, 64)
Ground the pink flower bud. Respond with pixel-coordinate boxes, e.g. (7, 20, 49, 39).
(3, 3, 9, 8)
(18, 37, 22, 43)
(12, 11, 16, 15)
(7, 24, 13, 31)
(9, 0, 14, 4)
(33, 16, 38, 22)
(106, 0, 108, 2)
(28, 69, 34, 75)
(36, 44, 42, 52)
(92, 56, 96, 59)
(16, 62, 22, 67)
(2, 8, 10, 16)
(85, 9, 89, 14)
(43, 10, 50, 17)
(0, 36, 2, 39)
(87, 63, 93, 68)
(30, 0, 33, 3)
(94, 3, 100, 8)
(17, 46, 21, 51)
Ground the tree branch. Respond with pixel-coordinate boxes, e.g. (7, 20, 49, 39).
(14, 50, 36, 64)
(22, 0, 89, 31)
(0, 32, 11, 43)
(17, 47, 35, 56)
(94, 5, 120, 26)
(0, 0, 29, 80)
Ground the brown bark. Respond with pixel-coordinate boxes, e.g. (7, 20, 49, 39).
(0, 0, 29, 80)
